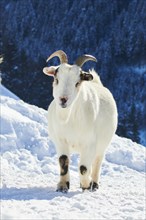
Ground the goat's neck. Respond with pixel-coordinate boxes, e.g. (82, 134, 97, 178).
(56, 105, 72, 123)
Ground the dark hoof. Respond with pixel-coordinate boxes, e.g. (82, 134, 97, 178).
(91, 182, 99, 191)
(81, 182, 99, 192)
(81, 182, 91, 191)
(56, 187, 68, 193)
(56, 181, 69, 193)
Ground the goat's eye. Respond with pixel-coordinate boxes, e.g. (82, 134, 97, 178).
(75, 82, 80, 87)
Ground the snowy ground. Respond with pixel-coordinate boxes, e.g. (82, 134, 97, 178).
(0, 84, 146, 220)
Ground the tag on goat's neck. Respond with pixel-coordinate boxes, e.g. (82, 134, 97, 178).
(80, 72, 93, 81)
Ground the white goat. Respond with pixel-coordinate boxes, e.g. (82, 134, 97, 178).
(43, 50, 118, 192)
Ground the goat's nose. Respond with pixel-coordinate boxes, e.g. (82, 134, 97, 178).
(60, 97, 68, 105)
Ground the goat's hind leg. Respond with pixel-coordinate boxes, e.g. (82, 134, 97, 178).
(91, 154, 104, 191)
(79, 148, 96, 191)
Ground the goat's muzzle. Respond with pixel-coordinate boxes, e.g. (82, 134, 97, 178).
(59, 97, 68, 108)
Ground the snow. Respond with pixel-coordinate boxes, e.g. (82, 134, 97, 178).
(120, 65, 146, 75)
(0, 84, 19, 100)
(140, 129, 146, 147)
(131, 65, 146, 75)
(0, 84, 146, 220)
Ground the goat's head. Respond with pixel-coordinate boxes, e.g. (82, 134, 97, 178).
(43, 50, 97, 108)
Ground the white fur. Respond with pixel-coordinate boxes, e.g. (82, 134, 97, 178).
(44, 63, 118, 190)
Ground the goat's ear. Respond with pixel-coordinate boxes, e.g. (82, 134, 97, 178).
(43, 66, 58, 77)
(80, 72, 93, 81)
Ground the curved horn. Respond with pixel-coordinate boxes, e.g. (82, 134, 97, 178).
(75, 54, 97, 67)
(46, 50, 68, 64)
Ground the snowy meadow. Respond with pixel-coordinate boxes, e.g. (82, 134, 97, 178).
(0, 84, 146, 220)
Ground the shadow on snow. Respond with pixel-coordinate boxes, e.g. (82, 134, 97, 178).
(0, 186, 82, 201)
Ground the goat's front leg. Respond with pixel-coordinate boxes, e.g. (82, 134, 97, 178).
(56, 154, 70, 193)
(80, 164, 92, 191)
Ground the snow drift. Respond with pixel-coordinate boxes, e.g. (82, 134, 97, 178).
(0, 84, 145, 220)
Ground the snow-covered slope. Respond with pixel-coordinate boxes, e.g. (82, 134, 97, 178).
(0, 84, 145, 220)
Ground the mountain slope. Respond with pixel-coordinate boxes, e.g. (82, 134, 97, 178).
(1, 0, 146, 144)
(0, 84, 145, 220)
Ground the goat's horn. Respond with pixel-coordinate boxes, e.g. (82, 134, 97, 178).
(46, 50, 68, 63)
(75, 55, 97, 67)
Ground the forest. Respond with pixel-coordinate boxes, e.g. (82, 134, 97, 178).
(0, 0, 146, 145)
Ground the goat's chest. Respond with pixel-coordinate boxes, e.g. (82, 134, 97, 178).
(54, 117, 92, 152)
(49, 100, 96, 151)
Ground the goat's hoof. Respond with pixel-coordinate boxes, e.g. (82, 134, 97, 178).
(81, 182, 91, 192)
(90, 182, 99, 191)
(56, 181, 69, 193)
(81, 182, 99, 192)
(56, 187, 68, 193)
